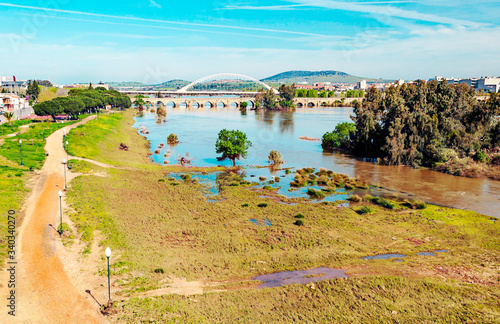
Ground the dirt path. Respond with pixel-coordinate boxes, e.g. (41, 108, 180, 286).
(0, 117, 104, 323)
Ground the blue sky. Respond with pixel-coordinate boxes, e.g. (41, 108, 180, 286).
(0, 0, 499, 84)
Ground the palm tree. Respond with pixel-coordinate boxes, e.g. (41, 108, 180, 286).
(3, 111, 14, 125)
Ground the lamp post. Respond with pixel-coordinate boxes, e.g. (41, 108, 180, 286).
(19, 139, 23, 166)
(63, 158, 67, 190)
(58, 189, 63, 235)
(65, 140, 69, 164)
(105, 247, 111, 301)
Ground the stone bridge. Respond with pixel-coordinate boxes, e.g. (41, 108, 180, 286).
(135, 97, 362, 108)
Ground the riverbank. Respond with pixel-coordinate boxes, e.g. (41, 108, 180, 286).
(63, 109, 500, 322)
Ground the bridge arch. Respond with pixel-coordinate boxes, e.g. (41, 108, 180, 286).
(178, 73, 277, 93)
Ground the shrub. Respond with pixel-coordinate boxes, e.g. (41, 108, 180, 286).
(242, 203, 249, 207)
(348, 195, 362, 202)
(180, 174, 192, 181)
(257, 203, 268, 208)
(377, 198, 395, 209)
(268, 150, 285, 165)
(363, 194, 374, 202)
(167, 133, 179, 145)
(359, 206, 374, 214)
(414, 200, 426, 209)
(154, 268, 165, 274)
(306, 188, 325, 199)
(285, 169, 292, 174)
(294, 219, 304, 226)
(294, 213, 305, 219)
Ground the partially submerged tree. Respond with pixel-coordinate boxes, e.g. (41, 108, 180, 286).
(134, 94, 146, 110)
(268, 150, 285, 165)
(167, 133, 179, 145)
(321, 122, 356, 151)
(215, 129, 252, 166)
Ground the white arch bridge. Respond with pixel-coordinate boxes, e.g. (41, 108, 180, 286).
(178, 73, 277, 93)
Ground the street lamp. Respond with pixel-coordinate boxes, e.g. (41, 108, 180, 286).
(65, 140, 69, 164)
(19, 139, 23, 166)
(62, 129, 66, 138)
(58, 189, 63, 235)
(62, 158, 67, 190)
(105, 247, 111, 301)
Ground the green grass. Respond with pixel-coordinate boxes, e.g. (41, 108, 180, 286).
(64, 108, 500, 322)
(0, 121, 76, 169)
(65, 111, 152, 169)
(0, 165, 29, 264)
(0, 119, 32, 135)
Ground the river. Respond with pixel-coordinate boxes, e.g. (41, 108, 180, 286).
(134, 106, 500, 218)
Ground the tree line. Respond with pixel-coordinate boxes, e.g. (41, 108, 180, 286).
(33, 88, 132, 119)
(322, 80, 500, 170)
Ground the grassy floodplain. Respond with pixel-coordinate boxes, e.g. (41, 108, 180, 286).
(65, 109, 500, 323)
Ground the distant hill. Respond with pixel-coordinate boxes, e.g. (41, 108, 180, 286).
(106, 81, 145, 88)
(261, 70, 392, 84)
(153, 80, 190, 90)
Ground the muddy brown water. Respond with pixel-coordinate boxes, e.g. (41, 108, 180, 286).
(136, 107, 500, 218)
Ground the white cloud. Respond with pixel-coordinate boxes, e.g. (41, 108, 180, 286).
(1, 25, 499, 84)
(0, 3, 342, 38)
(149, 0, 162, 9)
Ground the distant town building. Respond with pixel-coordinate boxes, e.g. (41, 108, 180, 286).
(63, 82, 110, 90)
(396, 79, 405, 86)
(357, 80, 367, 90)
(0, 76, 27, 90)
(0, 94, 29, 112)
(435, 76, 500, 93)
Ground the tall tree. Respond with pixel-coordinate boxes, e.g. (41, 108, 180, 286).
(215, 129, 252, 166)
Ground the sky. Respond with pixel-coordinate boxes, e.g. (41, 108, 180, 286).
(0, 0, 499, 84)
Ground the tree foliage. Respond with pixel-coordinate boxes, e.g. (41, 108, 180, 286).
(33, 87, 131, 120)
(215, 129, 252, 166)
(350, 81, 500, 167)
(2, 111, 14, 125)
(27, 80, 40, 103)
(322, 122, 356, 151)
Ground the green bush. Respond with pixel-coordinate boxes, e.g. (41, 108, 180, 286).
(154, 268, 165, 274)
(294, 213, 305, 219)
(359, 206, 374, 214)
(306, 188, 325, 199)
(242, 203, 249, 207)
(167, 133, 179, 145)
(257, 203, 268, 208)
(294, 219, 304, 226)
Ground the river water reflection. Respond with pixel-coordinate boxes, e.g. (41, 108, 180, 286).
(134, 107, 500, 218)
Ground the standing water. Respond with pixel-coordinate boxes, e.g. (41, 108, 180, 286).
(134, 106, 500, 217)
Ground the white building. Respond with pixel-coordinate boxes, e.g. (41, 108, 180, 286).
(0, 76, 27, 90)
(357, 80, 367, 90)
(0, 94, 29, 112)
(435, 76, 500, 93)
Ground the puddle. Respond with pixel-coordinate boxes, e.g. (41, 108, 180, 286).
(253, 267, 348, 288)
(362, 253, 408, 260)
(249, 219, 272, 226)
(417, 252, 436, 256)
(434, 249, 449, 253)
